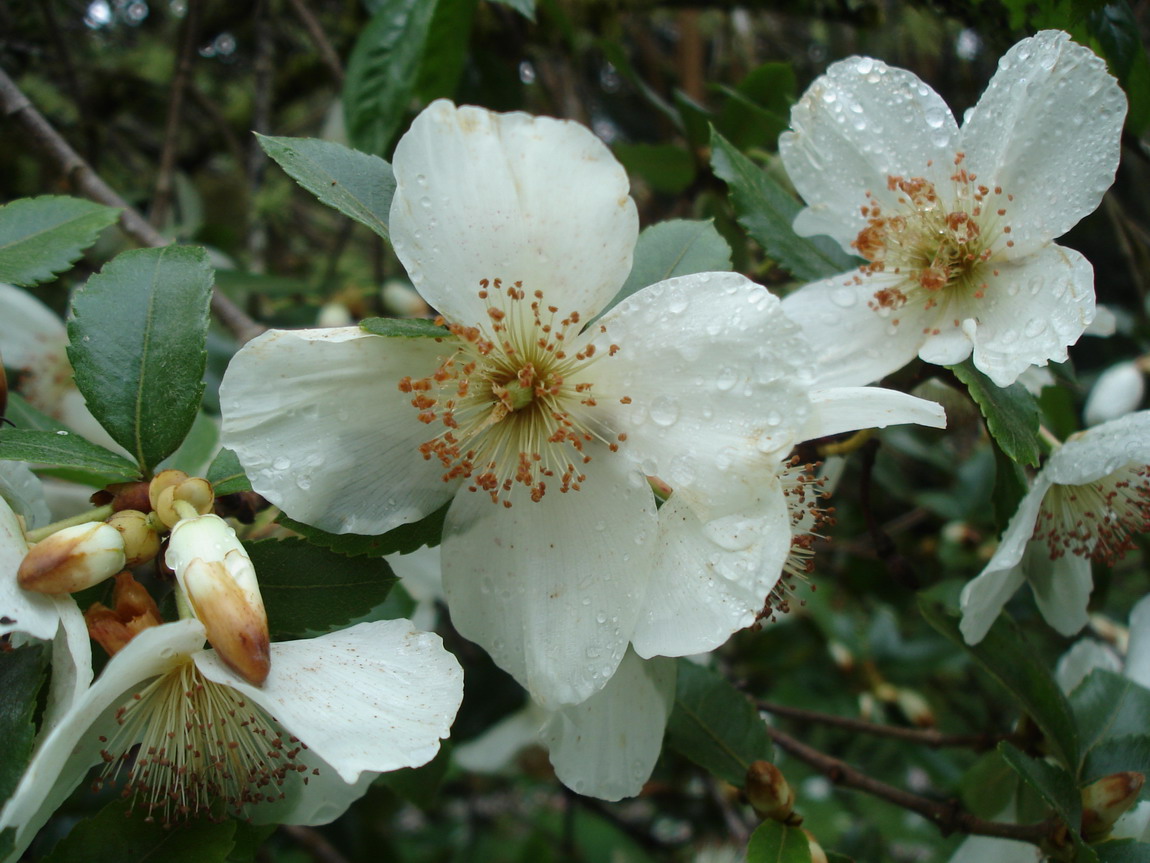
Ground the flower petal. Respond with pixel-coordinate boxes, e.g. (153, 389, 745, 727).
(1055, 639, 1121, 695)
(390, 100, 638, 325)
(631, 487, 791, 658)
(781, 271, 932, 386)
(968, 245, 1095, 388)
(0, 462, 51, 530)
(593, 273, 814, 505)
(0, 495, 64, 643)
(1043, 411, 1150, 486)
(441, 457, 657, 708)
(220, 327, 457, 534)
(1125, 594, 1150, 691)
(542, 651, 675, 801)
(781, 56, 958, 252)
(801, 386, 946, 441)
(196, 619, 463, 782)
(454, 704, 548, 773)
(1025, 550, 1092, 637)
(962, 30, 1126, 257)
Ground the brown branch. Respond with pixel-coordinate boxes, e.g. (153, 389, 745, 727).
(758, 700, 1008, 751)
(150, 0, 202, 229)
(0, 64, 264, 345)
(285, 0, 346, 85)
(280, 825, 349, 863)
(766, 725, 1061, 845)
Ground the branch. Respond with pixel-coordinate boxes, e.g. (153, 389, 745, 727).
(150, 0, 202, 229)
(0, 64, 264, 345)
(758, 700, 1009, 751)
(766, 724, 1061, 844)
(285, 0, 346, 85)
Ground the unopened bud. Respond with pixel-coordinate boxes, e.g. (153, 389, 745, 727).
(154, 477, 215, 530)
(1084, 362, 1144, 427)
(18, 521, 126, 594)
(746, 761, 797, 823)
(827, 640, 854, 672)
(1081, 772, 1144, 841)
(149, 469, 190, 512)
(803, 829, 828, 863)
(105, 509, 161, 566)
(381, 279, 432, 317)
(84, 572, 163, 655)
(895, 688, 936, 728)
(166, 514, 269, 685)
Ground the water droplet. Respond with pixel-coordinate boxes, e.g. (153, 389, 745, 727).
(596, 612, 607, 624)
(832, 287, 856, 308)
(924, 106, 947, 129)
(419, 196, 431, 209)
(272, 456, 290, 470)
(296, 476, 311, 490)
(716, 367, 738, 391)
(54, 429, 69, 436)
(649, 395, 679, 427)
(855, 57, 874, 75)
(415, 173, 428, 187)
(668, 296, 688, 314)
(1024, 318, 1047, 338)
(585, 646, 602, 659)
(594, 520, 605, 532)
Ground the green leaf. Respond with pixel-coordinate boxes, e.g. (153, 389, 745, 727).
(745, 820, 812, 863)
(709, 129, 859, 281)
(0, 196, 120, 286)
(1087, 3, 1150, 136)
(225, 824, 275, 863)
(277, 501, 448, 558)
(919, 597, 1079, 769)
(343, 0, 439, 156)
(488, 0, 535, 20)
(992, 442, 1029, 528)
(949, 360, 1043, 468)
(0, 428, 139, 480)
(1072, 670, 1150, 768)
(999, 741, 1082, 828)
(3, 392, 70, 432)
(613, 143, 697, 194)
(42, 798, 236, 863)
(1082, 735, 1150, 800)
(244, 538, 397, 640)
(206, 448, 252, 495)
(257, 135, 396, 240)
(157, 409, 219, 475)
(665, 659, 773, 786)
(360, 316, 448, 338)
(714, 62, 796, 151)
(0, 643, 48, 808)
(67, 246, 214, 474)
(1095, 840, 1150, 862)
(415, 0, 476, 101)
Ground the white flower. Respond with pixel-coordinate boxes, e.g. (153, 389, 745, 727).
(779, 30, 1126, 388)
(1084, 360, 1145, 426)
(960, 411, 1150, 644)
(220, 100, 944, 709)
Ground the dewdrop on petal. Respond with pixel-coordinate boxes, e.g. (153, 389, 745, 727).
(18, 521, 125, 594)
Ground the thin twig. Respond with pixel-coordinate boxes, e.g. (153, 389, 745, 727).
(280, 825, 350, 863)
(0, 64, 263, 344)
(757, 700, 1008, 751)
(285, 0, 345, 84)
(150, 0, 202, 229)
(246, 0, 274, 273)
(766, 724, 1062, 844)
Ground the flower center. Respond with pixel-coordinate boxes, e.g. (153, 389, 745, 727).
(854, 153, 1015, 330)
(400, 278, 627, 505)
(1032, 463, 1150, 565)
(95, 658, 311, 824)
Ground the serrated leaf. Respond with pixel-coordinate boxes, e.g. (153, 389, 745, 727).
(919, 597, 1079, 769)
(415, 0, 476, 101)
(746, 820, 812, 863)
(206, 448, 252, 495)
(665, 660, 773, 786)
(67, 246, 214, 474)
(1072, 670, 1150, 771)
(277, 501, 448, 558)
(1082, 735, 1150, 800)
(360, 316, 448, 338)
(0, 643, 48, 808)
(602, 220, 732, 317)
(710, 129, 859, 281)
(244, 538, 397, 640)
(42, 798, 236, 863)
(257, 135, 396, 240)
(1000, 741, 1082, 828)
(949, 360, 1042, 468)
(0, 196, 120, 286)
(1095, 840, 1150, 862)
(343, 0, 438, 156)
(0, 428, 139, 480)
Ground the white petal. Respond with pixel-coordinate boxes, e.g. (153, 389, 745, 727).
(0, 283, 68, 372)
(962, 31, 1126, 257)
(196, 619, 462, 782)
(801, 386, 946, 441)
(1084, 362, 1145, 427)
(0, 496, 61, 643)
(0, 462, 51, 530)
(1043, 411, 1150, 486)
(781, 56, 958, 252)
(441, 457, 657, 708)
(968, 245, 1095, 388)
(384, 545, 443, 605)
(631, 487, 790, 658)
(390, 100, 637, 326)
(1055, 639, 1121, 694)
(43, 595, 93, 734)
(593, 273, 814, 505)
(0, 621, 206, 856)
(220, 327, 458, 534)
(918, 321, 975, 367)
(252, 761, 375, 827)
(454, 703, 548, 773)
(542, 651, 675, 801)
(781, 272, 930, 387)
(1124, 594, 1150, 690)
(1025, 550, 1092, 637)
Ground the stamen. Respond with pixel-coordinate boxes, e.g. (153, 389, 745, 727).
(1032, 464, 1150, 565)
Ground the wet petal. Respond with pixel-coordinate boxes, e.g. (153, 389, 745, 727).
(1043, 411, 1150, 486)
(801, 386, 945, 441)
(0, 495, 65, 643)
(1026, 551, 1092, 637)
(390, 100, 637, 326)
(962, 31, 1126, 257)
(1055, 639, 1121, 694)
(220, 327, 457, 535)
(1124, 594, 1150, 690)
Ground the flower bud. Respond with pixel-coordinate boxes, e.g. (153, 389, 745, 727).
(1081, 772, 1144, 841)
(166, 514, 269, 685)
(895, 688, 935, 728)
(84, 572, 163, 655)
(154, 477, 215, 530)
(746, 761, 798, 823)
(1084, 362, 1144, 426)
(18, 521, 126, 594)
(148, 469, 189, 512)
(105, 509, 161, 566)
(381, 279, 432, 317)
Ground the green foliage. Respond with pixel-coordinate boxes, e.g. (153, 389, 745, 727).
(1072, 670, 1150, 777)
(665, 659, 773, 786)
(0, 428, 139, 480)
(714, 62, 796, 151)
(991, 443, 1029, 528)
(257, 135, 396, 240)
(613, 143, 696, 194)
(1086, 3, 1150, 135)
(488, 0, 536, 20)
(0, 196, 120, 286)
(206, 448, 252, 495)
(709, 130, 858, 281)
(1082, 736, 1150, 800)
(277, 501, 448, 557)
(999, 741, 1082, 830)
(949, 361, 1043, 468)
(746, 820, 813, 863)
(1095, 840, 1150, 862)
(344, 0, 439, 156)
(66, 246, 214, 474)
(0, 643, 48, 808)
(359, 317, 448, 338)
(244, 537, 397, 640)
(416, 0, 478, 101)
